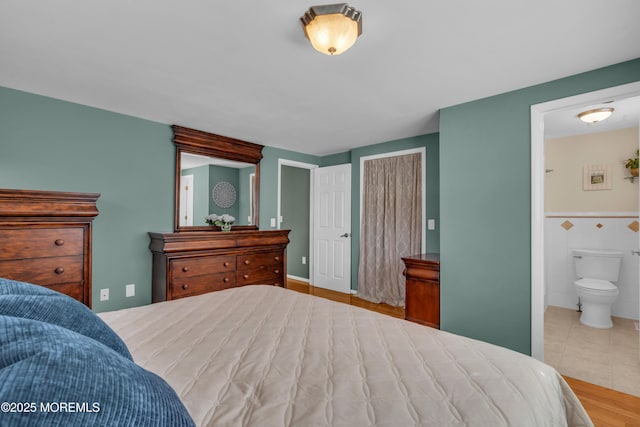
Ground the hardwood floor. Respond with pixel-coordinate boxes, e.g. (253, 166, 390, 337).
(285, 278, 640, 427)
(563, 376, 640, 427)
(286, 278, 404, 319)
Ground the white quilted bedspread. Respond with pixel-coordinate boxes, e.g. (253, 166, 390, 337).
(99, 285, 593, 427)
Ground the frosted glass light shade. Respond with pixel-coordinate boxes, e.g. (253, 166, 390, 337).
(301, 4, 362, 55)
(578, 108, 614, 123)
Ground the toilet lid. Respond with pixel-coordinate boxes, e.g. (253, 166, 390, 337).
(575, 278, 617, 291)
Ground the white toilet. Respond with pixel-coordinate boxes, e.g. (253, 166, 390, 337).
(573, 248, 623, 329)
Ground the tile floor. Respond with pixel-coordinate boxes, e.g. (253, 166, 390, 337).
(544, 305, 640, 397)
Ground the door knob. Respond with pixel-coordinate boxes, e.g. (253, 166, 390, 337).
(340, 233, 351, 238)
(632, 250, 640, 256)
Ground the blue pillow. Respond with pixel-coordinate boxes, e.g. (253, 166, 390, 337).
(0, 278, 131, 359)
(0, 315, 194, 427)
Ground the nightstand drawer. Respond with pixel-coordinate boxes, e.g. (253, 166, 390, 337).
(0, 255, 84, 286)
(405, 267, 439, 282)
(171, 256, 236, 279)
(0, 228, 84, 261)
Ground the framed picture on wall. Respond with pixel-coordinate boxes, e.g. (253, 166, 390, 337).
(583, 164, 612, 191)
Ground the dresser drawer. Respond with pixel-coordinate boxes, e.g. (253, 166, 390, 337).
(171, 273, 237, 299)
(0, 255, 83, 286)
(237, 266, 283, 286)
(0, 228, 84, 261)
(171, 256, 236, 279)
(237, 251, 283, 271)
(44, 283, 84, 302)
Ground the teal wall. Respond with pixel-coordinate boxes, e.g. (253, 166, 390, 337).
(281, 166, 310, 279)
(321, 151, 351, 166)
(182, 165, 209, 226)
(259, 146, 321, 229)
(0, 86, 173, 313)
(350, 134, 440, 290)
(439, 58, 640, 355)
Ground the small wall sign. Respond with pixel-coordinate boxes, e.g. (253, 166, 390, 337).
(583, 164, 611, 191)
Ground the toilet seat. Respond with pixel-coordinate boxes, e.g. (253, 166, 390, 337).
(575, 278, 617, 292)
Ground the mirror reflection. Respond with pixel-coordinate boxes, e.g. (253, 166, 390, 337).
(179, 152, 256, 227)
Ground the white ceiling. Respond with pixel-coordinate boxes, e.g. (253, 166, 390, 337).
(1, 0, 639, 156)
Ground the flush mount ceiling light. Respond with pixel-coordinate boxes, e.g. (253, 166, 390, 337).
(578, 108, 614, 123)
(300, 3, 362, 55)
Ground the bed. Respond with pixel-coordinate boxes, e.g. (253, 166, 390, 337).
(96, 285, 593, 427)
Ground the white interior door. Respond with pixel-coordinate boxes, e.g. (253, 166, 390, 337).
(179, 174, 194, 226)
(313, 164, 351, 293)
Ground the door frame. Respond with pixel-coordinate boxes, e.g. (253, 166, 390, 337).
(530, 80, 640, 361)
(277, 159, 318, 283)
(359, 147, 427, 254)
(179, 174, 194, 226)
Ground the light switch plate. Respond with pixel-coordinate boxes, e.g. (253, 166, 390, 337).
(125, 284, 135, 297)
(428, 219, 436, 230)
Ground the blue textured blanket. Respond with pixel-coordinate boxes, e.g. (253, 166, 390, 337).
(0, 279, 194, 426)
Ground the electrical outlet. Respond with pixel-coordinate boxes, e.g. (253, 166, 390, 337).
(125, 283, 135, 297)
(270, 218, 276, 227)
(302, 256, 306, 265)
(428, 219, 436, 230)
(100, 288, 109, 301)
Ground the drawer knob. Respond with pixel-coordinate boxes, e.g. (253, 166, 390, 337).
(54, 239, 65, 246)
(243, 274, 249, 279)
(274, 270, 280, 274)
(223, 277, 229, 283)
(182, 284, 189, 290)
(182, 266, 189, 272)
(244, 260, 250, 265)
(274, 256, 280, 261)
(54, 267, 65, 274)
(224, 262, 230, 267)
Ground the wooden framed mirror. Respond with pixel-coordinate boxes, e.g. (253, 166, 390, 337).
(172, 125, 263, 232)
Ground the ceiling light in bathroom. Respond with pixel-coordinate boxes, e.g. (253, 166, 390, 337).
(578, 108, 614, 123)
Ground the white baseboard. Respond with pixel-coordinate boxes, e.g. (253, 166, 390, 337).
(287, 275, 309, 283)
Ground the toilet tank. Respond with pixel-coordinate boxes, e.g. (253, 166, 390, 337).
(573, 249, 623, 282)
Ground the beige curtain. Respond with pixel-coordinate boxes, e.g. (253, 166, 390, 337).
(357, 153, 422, 307)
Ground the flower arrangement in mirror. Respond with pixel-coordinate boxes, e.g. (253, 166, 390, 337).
(205, 214, 235, 231)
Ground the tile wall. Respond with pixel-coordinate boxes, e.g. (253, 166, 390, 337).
(545, 213, 640, 320)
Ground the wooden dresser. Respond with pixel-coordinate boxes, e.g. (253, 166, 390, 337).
(402, 253, 440, 329)
(149, 229, 290, 302)
(0, 189, 100, 307)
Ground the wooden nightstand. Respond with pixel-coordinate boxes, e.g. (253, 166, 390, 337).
(402, 253, 440, 329)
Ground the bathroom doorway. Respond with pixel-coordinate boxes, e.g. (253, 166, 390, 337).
(531, 82, 640, 396)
